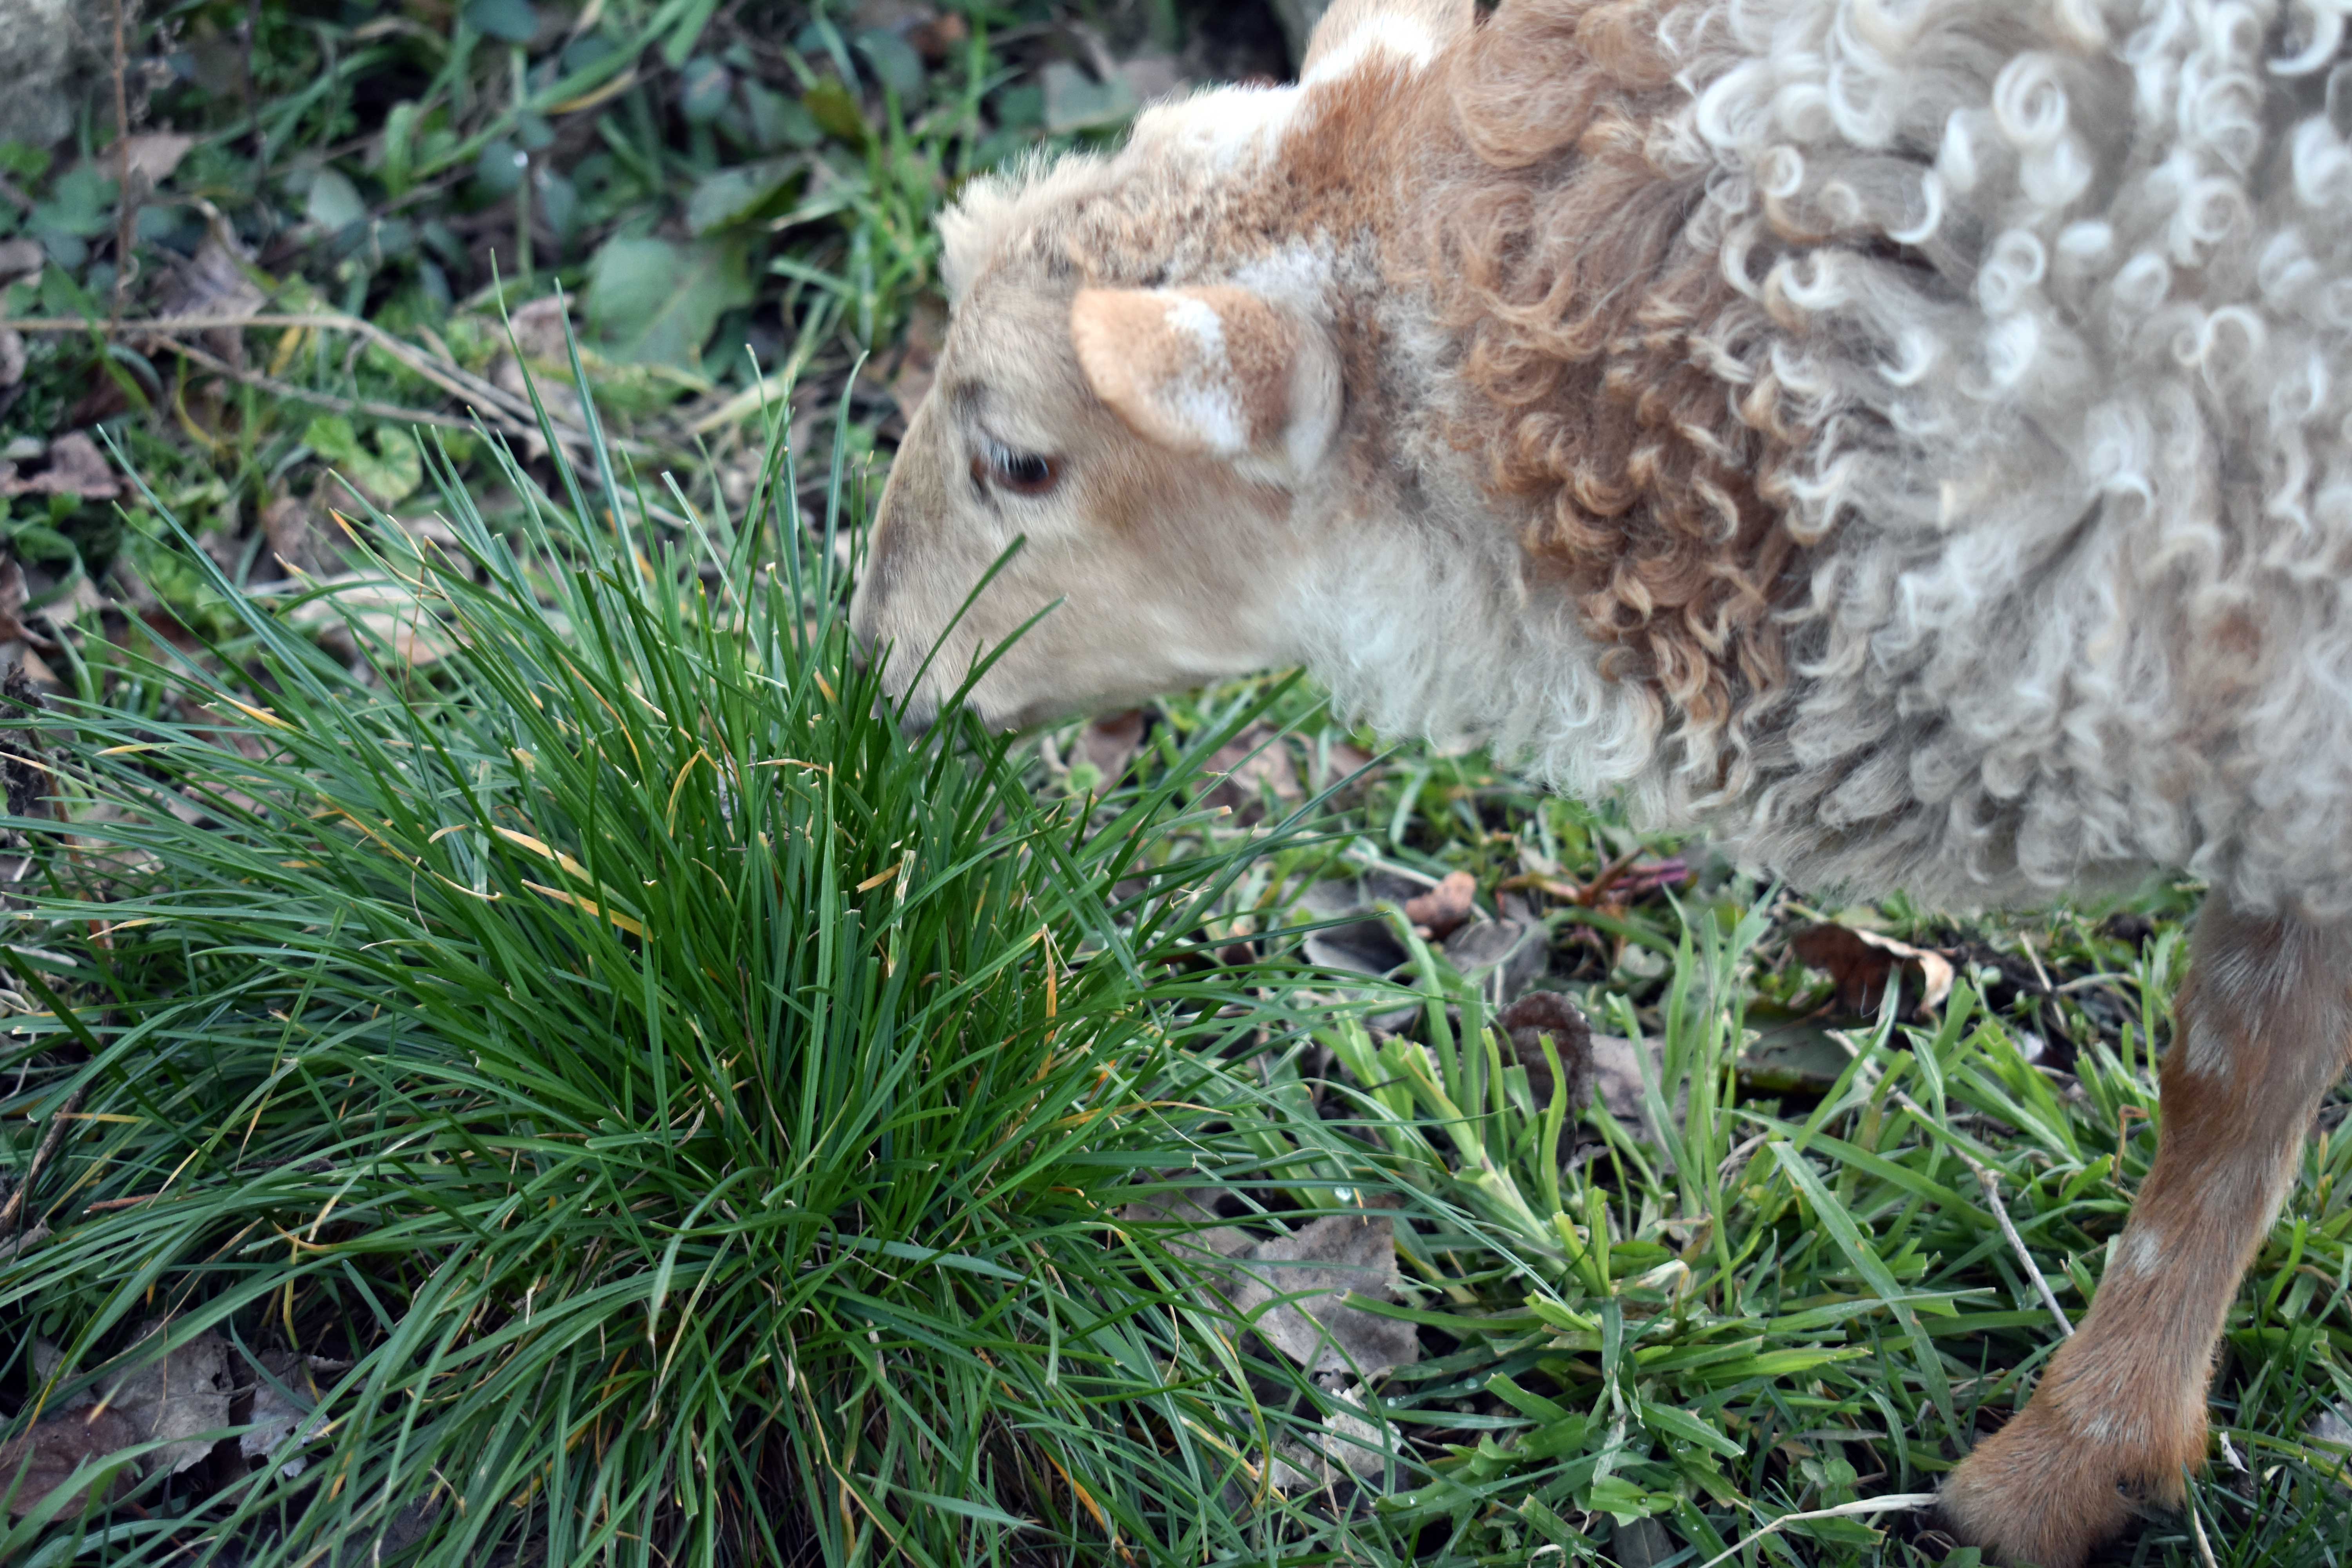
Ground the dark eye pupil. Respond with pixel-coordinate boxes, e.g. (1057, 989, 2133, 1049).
(981, 448, 1057, 494)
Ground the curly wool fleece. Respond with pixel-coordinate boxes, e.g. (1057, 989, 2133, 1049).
(844, 9, 2352, 1563)
(1352, 0, 2352, 915)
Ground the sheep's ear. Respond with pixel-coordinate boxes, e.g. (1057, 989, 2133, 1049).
(1069, 286, 1339, 479)
(1302, 0, 1470, 81)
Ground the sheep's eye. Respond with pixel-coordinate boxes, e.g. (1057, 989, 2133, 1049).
(973, 442, 1062, 497)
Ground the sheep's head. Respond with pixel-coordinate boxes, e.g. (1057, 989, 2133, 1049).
(848, 181, 1345, 731)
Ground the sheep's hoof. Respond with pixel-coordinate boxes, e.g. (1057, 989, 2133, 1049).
(1939, 1399, 2182, 1568)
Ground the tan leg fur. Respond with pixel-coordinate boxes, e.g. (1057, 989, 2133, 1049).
(1940, 899, 2352, 1566)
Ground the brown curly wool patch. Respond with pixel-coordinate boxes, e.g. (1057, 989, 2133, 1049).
(1417, 0, 1811, 780)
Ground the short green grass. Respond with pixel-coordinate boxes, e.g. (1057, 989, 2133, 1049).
(2, 4, 2350, 1566)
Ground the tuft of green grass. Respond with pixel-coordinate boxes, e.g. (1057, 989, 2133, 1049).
(0, 383, 1398, 1566)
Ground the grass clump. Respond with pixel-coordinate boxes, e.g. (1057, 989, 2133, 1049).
(0, 398, 1385, 1566)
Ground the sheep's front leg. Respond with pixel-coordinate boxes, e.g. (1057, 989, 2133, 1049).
(1940, 897, 2352, 1568)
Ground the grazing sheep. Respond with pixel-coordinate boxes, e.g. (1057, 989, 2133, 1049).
(846, 0, 2352, 1560)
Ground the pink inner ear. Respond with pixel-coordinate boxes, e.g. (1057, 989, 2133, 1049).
(1070, 287, 1295, 458)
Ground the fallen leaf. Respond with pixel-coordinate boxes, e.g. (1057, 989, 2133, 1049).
(1309, 739, 1379, 793)
(1444, 915, 1547, 1003)
(1074, 708, 1145, 787)
(1300, 879, 1410, 982)
(1122, 1188, 1252, 1266)
(1226, 1209, 1421, 1381)
(98, 133, 195, 187)
(1122, 1194, 1418, 1382)
(93, 1324, 230, 1478)
(0, 327, 21, 389)
(2311, 1405, 2352, 1496)
(261, 491, 334, 579)
(1495, 991, 1594, 1112)
(1200, 724, 1301, 824)
(240, 1349, 339, 1479)
(151, 214, 267, 368)
(489, 354, 586, 455)
(0, 237, 43, 282)
(2, 662, 56, 816)
(1403, 870, 1475, 940)
(281, 574, 457, 668)
(503, 294, 572, 365)
(0, 1324, 231, 1517)
(1591, 1032, 1684, 1165)
(153, 222, 263, 323)
(0, 1407, 143, 1516)
(1791, 924, 1956, 1016)
(1273, 1380, 1402, 1490)
(0, 432, 118, 500)
(906, 11, 969, 60)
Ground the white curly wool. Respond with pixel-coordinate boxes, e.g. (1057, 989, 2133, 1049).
(1305, 0, 2352, 915)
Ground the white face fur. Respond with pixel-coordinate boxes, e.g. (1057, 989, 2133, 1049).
(847, 230, 1345, 731)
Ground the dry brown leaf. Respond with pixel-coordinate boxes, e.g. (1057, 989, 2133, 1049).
(281, 575, 456, 668)
(908, 11, 969, 59)
(1122, 1195, 1419, 1381)
(0, 1407, 144, 1517)
(240, 1349, 337, 1479)
(261, 491, 334, 579)
(1310, 739, 1379, 793)
(1075, 708, 1145, 786)
(156, 233, 258, 316)
(1272, 1380, 1403, 1491)
(0, 432, 118, 501)
(0, 1325, 231, 1517)
(0, 237, 43, 283)
(1225, 1209, 1421, 1381)
(491, 354, 585, 457)
(1201, 723, 1301, 824)
(1403, 869, 1475, 940)
(503, 295, 572, 364)
(1791, 923, 1956, 1016)
(98, 133, 196, 187)
(852, 0, 970, 60)
(1121, 1188, 1252, 1265)
(1299, 878, 1410, 982)
(1495, 991, 1593, 1111)
(2, 662, 56, 818)
(482, 297, 586, 458)
(0, 557, 38, 649)
(1587, 1033, 1687, 1172)
(151, 214, 267, 370)
(1444, 915, 1547, 1002)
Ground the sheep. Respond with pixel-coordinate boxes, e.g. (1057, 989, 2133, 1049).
(844, 0, 2352, 1561)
